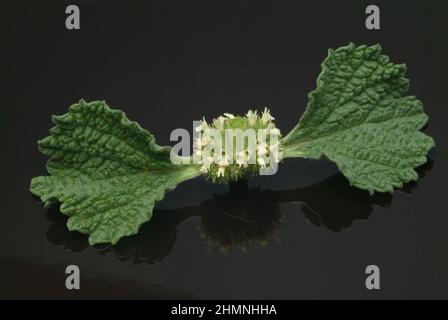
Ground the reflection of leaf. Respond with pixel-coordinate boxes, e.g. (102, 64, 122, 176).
(101, 207, 200, 265)
(31, 100, 200, 245)
(43, 159, 432, 263)
(283, 174, 392, 232)
(282, 44, 434, 193)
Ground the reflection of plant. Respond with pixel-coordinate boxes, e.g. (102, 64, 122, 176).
(199, 188, 282, 253)
(44, 160, 432, 264)
(31, 44, 434, 245)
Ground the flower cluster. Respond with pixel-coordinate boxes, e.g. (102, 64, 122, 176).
(194, 108, 282, 183)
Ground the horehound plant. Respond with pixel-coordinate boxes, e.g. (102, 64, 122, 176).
(193, 108, 281, 183)
(30, 44, 434, 245)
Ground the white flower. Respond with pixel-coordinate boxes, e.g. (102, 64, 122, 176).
(257, 140, 268, 154)
(217, 166, 226, 177)
(235, 151, 246, 167)
(198, 152, 214, 174)
(196, 109, 280, 180)
(257, 147, 268, 157)
(257, 157, 266, 168)
(201, 135, 213, 147)
(246, 110, 258, 126)
(194, 137, 203, 149)
(257, 139, 268, 156)
(213, 116, 226, 131)
(261, 107, 274, 125)
(195, 117, 209, 132)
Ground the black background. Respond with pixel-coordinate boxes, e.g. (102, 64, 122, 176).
(0, 0, 447, 299)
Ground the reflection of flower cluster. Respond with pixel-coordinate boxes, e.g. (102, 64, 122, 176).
(199, 190, 283, 253)
(194, 108, 282, 182)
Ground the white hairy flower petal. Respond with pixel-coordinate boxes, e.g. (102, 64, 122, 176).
(257, 147, 268, 156)
(195, 118, 209, 132)
(213, 116, 226, 131)
(217, 166, 226, 177)
(261, 107, 274, 125)
(236, 151, 246, 167)
(246, 110, 258, 126)
(257, 157, 266, 168)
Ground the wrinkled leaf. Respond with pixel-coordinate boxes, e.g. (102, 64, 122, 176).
(31, 100, 200, 245)
(282, 44, 434, 193)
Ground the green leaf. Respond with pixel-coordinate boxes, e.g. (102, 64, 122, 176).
(30, 100, 200, 245)
(282, 44, 434, 193)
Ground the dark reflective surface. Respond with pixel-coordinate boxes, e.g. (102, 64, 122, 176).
(1, 0, 447, 299)
(45, 160, 433, 265)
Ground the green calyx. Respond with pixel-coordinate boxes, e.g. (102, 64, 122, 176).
(194, 109, 282, 183)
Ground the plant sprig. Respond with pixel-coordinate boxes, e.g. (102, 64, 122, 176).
(31, 43, 434, 245)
